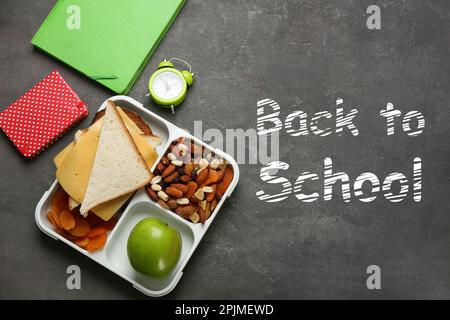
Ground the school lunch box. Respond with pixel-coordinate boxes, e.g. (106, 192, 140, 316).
(35, 95, 239, 297)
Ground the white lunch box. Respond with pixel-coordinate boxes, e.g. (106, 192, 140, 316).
(34, 95, 239, 297)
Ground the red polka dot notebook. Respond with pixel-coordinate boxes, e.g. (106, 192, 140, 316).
(0, 70, 88, 159)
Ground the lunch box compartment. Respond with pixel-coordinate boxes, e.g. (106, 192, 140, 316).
(105, 199, 195, 293)
(35, 95, 240, 297)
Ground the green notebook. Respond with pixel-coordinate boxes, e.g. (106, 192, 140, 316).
(32, 0, 185, 94)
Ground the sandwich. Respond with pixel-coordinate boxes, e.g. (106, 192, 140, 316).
(54, 100, 160, 221)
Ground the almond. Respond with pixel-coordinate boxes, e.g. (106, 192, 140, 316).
(205, 202, 212, 219)
(161, 164, 176, 178)
(145, 185, 158, 202)
(166, 187, 183, 199)
(164, 171, 179, 183)
(167, 199, 178, 209)
(158, 199, 169, 209)
(156, 162, 165, 174)
(197, 205, 206, 223)
(189, 195, 198, 204)
(175, 205, 196, 219)
(211, 199, 218, 211)
(171, 183, 189, 194)
(180, 175, 191, 183)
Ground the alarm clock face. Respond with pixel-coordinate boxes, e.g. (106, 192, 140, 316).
(152, 70, 184, 100)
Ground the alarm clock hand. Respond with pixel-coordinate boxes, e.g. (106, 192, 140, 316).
(168, 81, 180, 87)
(162, 78, 170, 91)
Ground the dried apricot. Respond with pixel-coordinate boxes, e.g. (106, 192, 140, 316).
(88, 227, 106, 238)
(47, 211, 58, 229)
(206, 184, 216, 202)
(51, 209, 62, 230)
(216, 165, 233, 200)
(75, 237, 90, 248)
(87, 232, 107, 252)
(203, 170, 219, 186)
(68, 217, 91, 237)
(60, 210, 75, 231)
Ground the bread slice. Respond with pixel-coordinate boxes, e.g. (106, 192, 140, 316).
(80, 101, 152, 216)
(91, 108, 162, 147)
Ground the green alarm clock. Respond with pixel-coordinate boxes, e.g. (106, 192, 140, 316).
(148, 58, 194, 114)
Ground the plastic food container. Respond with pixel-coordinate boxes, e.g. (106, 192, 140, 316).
(34, 95, 239, 297)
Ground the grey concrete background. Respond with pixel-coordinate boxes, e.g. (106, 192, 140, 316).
(1, 0, 449, 299)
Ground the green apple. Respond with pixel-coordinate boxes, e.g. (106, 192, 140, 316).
(127, 217, 181, 277)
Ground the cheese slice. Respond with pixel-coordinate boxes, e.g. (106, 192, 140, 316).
(54, 129, 89, 168)
(54, 108, 158, 220)
(54, 141, 74, 168)
(90, 194, 131, 221)
(68, 197, 80, 211)
(117, 107, 143, 135)
(56, 120, 102, 203)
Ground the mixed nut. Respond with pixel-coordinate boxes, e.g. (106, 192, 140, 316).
(145, 138, 234, 223)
